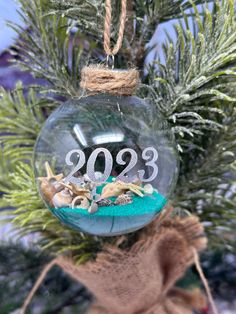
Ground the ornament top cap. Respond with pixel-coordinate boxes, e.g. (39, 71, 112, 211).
(80, 65, 139, 96)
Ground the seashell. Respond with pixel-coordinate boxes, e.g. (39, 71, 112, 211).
(38, 161, 64, 182)
(40, 178, 57, 207)
(114, 194, 133, 205)
(101, 181, 144, 199)
(53, 181, 65, 193)
(60, 182, 92, 200)
(97, 199, 114, 207)
(100, 181, 125, 199)
(88, 202, 98, 214)
(38, 162, 65, 206)
(71, 196, 90, 209)
(52, 188, 73, 209)
(143, 184, 154, 195)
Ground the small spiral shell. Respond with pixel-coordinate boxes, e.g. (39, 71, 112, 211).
(97, 199, 114, 207)
(114, 194, 133, 205)
(71, 196, 90, 209)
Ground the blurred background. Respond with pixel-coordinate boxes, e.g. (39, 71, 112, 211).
(0, 1, 235, 314)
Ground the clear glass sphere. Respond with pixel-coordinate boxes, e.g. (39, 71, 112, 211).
(34, 94, 179, 236)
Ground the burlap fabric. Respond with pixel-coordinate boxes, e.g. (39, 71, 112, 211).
(56, 216, 207, 314)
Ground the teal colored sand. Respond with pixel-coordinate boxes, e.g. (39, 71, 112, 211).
(51, 191, 166, 217)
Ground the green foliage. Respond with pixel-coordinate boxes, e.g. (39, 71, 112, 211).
(45, 0, 212, 31)
(148, 0, 236, 156)
(46, 0, 105, 37)
(44, 0, 213, 64)
(175, 106, 236, 248)
(0, 83, 45, 163)
(12, 0, 86, 97)
(143, 0, 236, 247)
(135, 0, 212, 23)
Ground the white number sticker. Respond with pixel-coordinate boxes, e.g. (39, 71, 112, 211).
(64, 149, 86, 184)
(87, 148, 113, 183)
(64, 147, 159, 184)
(116, 148, 138, 183)
(138, 147, 158, 182)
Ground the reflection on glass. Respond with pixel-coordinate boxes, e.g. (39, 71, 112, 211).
(93, 132, 124, 145)
(73, 124, 88, 146)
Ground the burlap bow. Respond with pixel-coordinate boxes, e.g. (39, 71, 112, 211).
(21, 215, 209, 314)
(57, 216, 207, 314)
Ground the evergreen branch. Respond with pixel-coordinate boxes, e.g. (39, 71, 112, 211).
(0, 83, 45, 163)
(141, 0, 236, 248)
(45, 0, 104, 37)
(146, 0, 236, 157)
(11, 0, 86, 97)
(44, 0, 213, 69)
(136, 0, 212, 23)
(45, 0, 212, 29)
(175, 106, 236, 248)
(0, 148, 14, 192)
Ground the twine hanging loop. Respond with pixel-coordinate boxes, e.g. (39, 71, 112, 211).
(80, 0, 139, 96)
(103, 0, 127, 57)
(80, 65, 139, 96)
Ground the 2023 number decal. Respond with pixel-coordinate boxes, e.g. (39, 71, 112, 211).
(64, 147, 158, 184)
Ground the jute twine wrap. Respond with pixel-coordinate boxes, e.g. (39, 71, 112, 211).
(80, 0, 139, 97)
(80, 66, 139, 96)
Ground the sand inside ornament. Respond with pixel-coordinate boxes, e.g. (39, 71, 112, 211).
(38, 162, 167, 232)
(50, 188, 166, 217)
(49, 185, 166, 235)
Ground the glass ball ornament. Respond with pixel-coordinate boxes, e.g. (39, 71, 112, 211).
(34, 94, 179, 236)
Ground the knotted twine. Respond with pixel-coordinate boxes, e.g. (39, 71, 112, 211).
(81, 0, 139, 96)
